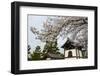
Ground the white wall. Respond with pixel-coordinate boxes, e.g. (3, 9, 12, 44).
(65, 49, 82, 58)
(0, 0, 99, 76)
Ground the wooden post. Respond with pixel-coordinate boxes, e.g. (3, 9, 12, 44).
(77, 49, 79, 58)
(64, 49, 65, 58)
(76, 48, 78, 59)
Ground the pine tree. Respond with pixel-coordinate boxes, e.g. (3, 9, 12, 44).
(43, 39, 59, 54)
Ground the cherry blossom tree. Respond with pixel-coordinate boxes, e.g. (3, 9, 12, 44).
(31, 16, 87, 45)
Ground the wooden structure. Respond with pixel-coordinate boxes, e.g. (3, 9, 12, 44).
(61, 38, 83, 59)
